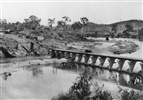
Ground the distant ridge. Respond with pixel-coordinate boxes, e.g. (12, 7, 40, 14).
(86, 19, 143, 33)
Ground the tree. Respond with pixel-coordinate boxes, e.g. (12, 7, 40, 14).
(111, 24, 117, 38)
(24, 15, 41, 30)
(0, 19, 7, 29)
(62, 16, 71, 30)
(48, 18, 55, 29)
(80, 17, 89, 38)
(80, 17, 88, 27)
(125, 24, 133, 31)
(71, 21, 82, 30)
(0, 19, 7, 25)
(14, 21, 24, 31)
(123, 24, 133, 38)
(138, 28, 143, 41)
(29, 15, 39, 21)
(57, 20, 66, 30)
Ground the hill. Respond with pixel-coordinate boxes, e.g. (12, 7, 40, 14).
(87, 19, 143, 31)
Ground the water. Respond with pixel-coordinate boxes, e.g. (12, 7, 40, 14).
(0, 61, 78, 100)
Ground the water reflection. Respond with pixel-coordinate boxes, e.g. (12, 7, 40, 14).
(60, 62, 142, 90)
(53, 67, 57, 74)
(90, 67, 143, 90)
(32, 68, 43, 77)
(23, 62, 58, 76)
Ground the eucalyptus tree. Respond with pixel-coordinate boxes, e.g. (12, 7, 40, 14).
(123, 23, 133, 38)
(24, 15, 41, 30)
(71, 21, 82, 30)
(48, 18, 55, 29)
(62, 16, 71, 30)
(80, 17, 89, 38)
(57, 20, 66, 30)
(111, 24, 117, 38)
(15, 21, 24, 31)
(0, 19, 7, 28)
(80, 17, 89, 27)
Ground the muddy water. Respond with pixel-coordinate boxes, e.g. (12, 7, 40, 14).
(0, 62, 78, 100)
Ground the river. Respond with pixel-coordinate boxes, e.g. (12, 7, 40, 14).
(0, 57, 78, 100)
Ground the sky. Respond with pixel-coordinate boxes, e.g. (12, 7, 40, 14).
(0, 0, 143, 25)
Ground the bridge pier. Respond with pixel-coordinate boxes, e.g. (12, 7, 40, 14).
(99, 56, 106, 67)
(59, 51, 65, 58)
(108, 57, 116, 69)
(55, 51, 61, 59)
(77, 54, 83, 63)
(117, 59, 126, 71)
(49, 49, 143, 90)
(71, 53, 77, 61)
(91, 55, 98, 65)
(51, 50, 56, 58)
(65, 52, 70, 59)
(140, 62, 143, 71)
(84, 55, 90, 64)
(128, 60, 136, 73)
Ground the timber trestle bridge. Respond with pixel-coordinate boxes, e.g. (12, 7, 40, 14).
(49, 48, 143, 90)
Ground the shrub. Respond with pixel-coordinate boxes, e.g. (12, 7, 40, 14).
(121, 90, 143, 100)
(91, 91, 113, 100)
(52, 68, 143, 100)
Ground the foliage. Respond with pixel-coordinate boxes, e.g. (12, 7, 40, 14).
(52, 67, 143, 100)
(48, 18, 55, 29)
(70, 69, 92, 100)
(80, 17, 89, 27)
(121, 90, 143, 100)
(71, 21, 82, 30)
(92, 91, 113, 100)
(52, 69, 113, 100)
(52, 69, 92, 100)
(111, 24, 117, 38)
(57, 20, 66, 30)
(62, 16, 71, 30)
(123, 23, 134, 38)
(24, 15, 41, 30)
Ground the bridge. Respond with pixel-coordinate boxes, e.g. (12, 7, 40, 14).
(49, 49, 143, 90)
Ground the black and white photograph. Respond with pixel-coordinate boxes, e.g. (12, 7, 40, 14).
(0, 0, 143, 100)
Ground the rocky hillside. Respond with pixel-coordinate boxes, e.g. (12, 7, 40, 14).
(0, 34, 49, 58)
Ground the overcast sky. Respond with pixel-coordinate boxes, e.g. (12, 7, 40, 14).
(1, 0, 142, 25)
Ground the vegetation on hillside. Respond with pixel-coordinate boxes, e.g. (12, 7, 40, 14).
(0, 15, 143, 58)
(1, 15, 143, 41)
